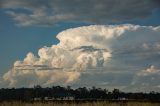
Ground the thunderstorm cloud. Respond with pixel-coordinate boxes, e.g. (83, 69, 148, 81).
(1, 24, 160, 92)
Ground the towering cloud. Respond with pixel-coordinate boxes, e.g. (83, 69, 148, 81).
(1, 24, 160, 91)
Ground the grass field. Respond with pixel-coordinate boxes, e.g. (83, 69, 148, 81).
(0, 102, 160, 106)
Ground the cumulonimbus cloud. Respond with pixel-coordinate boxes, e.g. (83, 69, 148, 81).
(0, 0, 160, 26)
(1, 24, 160, 91)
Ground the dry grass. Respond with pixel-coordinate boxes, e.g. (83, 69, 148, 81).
(0, 102, 159, 106)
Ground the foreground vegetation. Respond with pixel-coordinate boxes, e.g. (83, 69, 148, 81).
(0, 102, 160, 106)
(0, 85, 160, 102)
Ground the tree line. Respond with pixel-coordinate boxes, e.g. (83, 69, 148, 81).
(0, 85, 160, 102)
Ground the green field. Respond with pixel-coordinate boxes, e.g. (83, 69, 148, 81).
(0, 102, 160, 106)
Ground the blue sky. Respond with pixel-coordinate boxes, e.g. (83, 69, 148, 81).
(0, 0, 160, 91)
(1, 8, 159, 74)
(0, 9, 89, 74)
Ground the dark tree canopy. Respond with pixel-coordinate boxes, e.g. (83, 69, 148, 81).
(0, 86, 160, 102)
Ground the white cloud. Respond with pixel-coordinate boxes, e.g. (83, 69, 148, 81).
(137, 65, 160, 76)
(1, 24, 160, 91)
(129, 65, 160, 92)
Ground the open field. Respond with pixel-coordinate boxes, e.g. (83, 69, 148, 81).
(0, 102, 160, 106)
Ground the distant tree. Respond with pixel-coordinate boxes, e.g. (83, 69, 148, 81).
(112, 89, 120, 99)
(0, 86, 160, 102)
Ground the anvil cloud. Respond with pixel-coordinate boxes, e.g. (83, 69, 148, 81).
(1, 24, 160, 92)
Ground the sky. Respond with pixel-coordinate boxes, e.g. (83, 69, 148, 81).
(0, 0, 160, 92)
